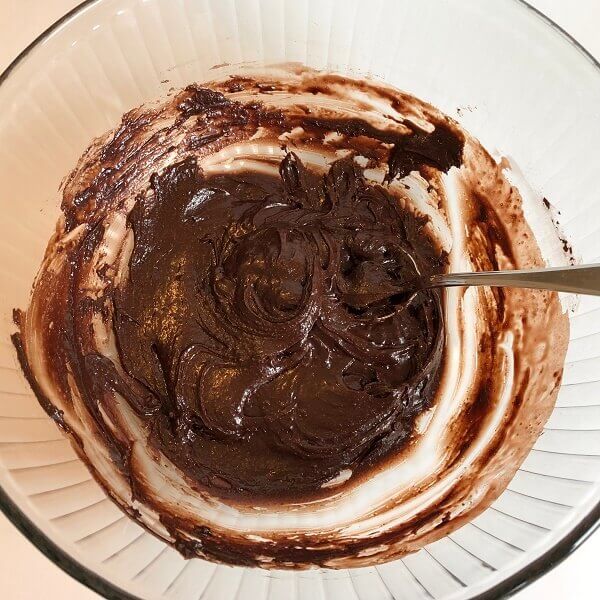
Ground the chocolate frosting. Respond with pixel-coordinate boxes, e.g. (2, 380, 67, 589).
(110, 150, 446, 500)
(13, 67, 568, 568)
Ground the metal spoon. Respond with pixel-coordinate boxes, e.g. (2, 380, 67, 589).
(343, 264, 600, 310)
(423, 264, 600, 295)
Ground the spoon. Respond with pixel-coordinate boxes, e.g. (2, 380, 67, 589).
(422, 264, 600, 295)
(343, 264, 600, 310)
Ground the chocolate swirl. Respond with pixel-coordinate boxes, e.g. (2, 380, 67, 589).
(107, 150, 447, 499)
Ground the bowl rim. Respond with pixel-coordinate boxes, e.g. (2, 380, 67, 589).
(1, 1, 599, 599)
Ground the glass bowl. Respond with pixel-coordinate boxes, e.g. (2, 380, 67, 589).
(1, 0, 600, 598)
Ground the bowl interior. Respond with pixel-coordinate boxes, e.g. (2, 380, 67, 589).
(1, 1, 600, 599)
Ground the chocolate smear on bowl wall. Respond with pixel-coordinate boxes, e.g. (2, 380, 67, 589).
(13, 66, 567, 568)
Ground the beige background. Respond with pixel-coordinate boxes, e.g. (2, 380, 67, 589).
(1, 1, 600, 598)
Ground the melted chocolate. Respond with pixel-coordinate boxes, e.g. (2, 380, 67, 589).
(106, 152, 446, 500)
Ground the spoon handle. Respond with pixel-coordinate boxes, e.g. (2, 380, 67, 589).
(428, 264, 600, 296)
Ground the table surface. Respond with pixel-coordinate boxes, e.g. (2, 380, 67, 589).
(1, 1, 599, 598)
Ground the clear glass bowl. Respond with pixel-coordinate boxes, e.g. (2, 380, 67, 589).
(1, 1, 600, 598)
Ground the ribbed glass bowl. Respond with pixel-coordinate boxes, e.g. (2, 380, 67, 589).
(1, 1, 600, 599)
